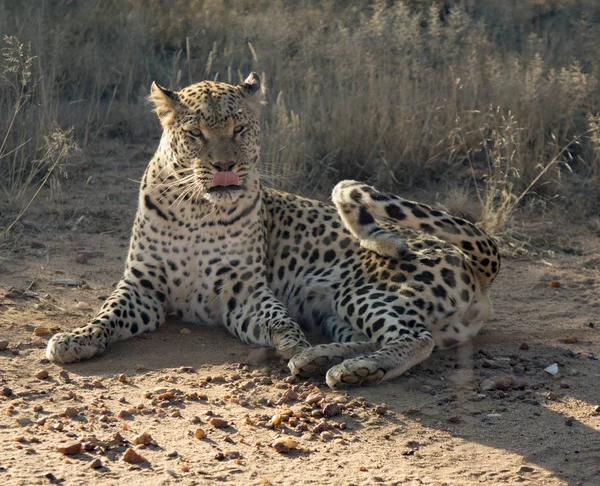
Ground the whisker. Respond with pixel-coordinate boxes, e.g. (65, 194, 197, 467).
(171, 183, 198, 208)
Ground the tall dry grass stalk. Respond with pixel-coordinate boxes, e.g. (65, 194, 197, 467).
(0, 35, 80, 233)
(1, 0, 600, 232)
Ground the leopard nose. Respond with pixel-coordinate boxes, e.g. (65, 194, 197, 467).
(211, 160, 236, 172)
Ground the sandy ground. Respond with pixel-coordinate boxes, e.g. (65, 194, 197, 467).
(0, 143, 599, 486)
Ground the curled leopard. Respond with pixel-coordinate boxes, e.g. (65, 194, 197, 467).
(46, 73, 500, 388)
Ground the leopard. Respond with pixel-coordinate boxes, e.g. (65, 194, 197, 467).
(46, 73, 500, 388)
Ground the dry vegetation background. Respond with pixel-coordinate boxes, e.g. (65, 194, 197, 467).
(1, 3, 600, 485)
(1, 0, 600, 235)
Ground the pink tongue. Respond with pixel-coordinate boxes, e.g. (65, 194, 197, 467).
(211, 172, 240, 187)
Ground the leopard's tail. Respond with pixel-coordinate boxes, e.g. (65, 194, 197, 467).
(332, 180, 500, 291)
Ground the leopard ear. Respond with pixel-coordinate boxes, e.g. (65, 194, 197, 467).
(149, 82, 180, 127)
(239, 72, 266, 113)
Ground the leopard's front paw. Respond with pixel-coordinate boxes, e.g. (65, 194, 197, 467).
(288, 345, 345, 377)
(325, 358, 385, 388)
(46, 329, 106, 363)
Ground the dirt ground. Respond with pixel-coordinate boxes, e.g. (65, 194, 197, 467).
(0, 143, 599, 486)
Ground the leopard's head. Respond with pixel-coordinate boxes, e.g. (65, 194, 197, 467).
(149, 73, 264, 206)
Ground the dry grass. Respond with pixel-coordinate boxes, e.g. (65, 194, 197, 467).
(1, 0, 600, 235)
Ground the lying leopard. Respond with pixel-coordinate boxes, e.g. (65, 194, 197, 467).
(46, 73, 500, 388)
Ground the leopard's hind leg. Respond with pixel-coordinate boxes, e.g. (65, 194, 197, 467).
(290, 308, 436, 387)
(325, 329, 435, 387)
(322, 308, 435, 387)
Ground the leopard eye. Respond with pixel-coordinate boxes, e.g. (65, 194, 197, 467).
(188, 128, 203, 138)
(233, 125, 246, 137)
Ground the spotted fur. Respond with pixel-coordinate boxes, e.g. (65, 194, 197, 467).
(46, 74, 500, 388)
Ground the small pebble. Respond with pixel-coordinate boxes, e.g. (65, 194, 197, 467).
(132, 432, 154, 446)
(271, 437, 298, 453)
(33, 327, 51, 336)
(90, 458, 102, 469)
(0, 340, 9, 351)
(560, 337, 578, 344)
(281, 389, 299, 401)
(519, 343, 529, 350)
(118, 373, 127, 383)
(512, 365, 525, 374)
(322, 403, 342, 417)
(34, 369, 49, 380)
(75, 253, 89, 264)
(112, 432, 125, 443)
(123, 447, 147, 464)
(57, 441, 82, 456)
(565, 418, 574, 426)
(209, 417, 229, 429)
(75, 301, 92, 311)
(305, 392, 323, 405)
(194, 428, 206, 439)
(481, 375, 515, 391)
(62, 407, 79, 418)
(481, 358, 502, 369)
(320, 431, 333, 441)
(59, 370, 71, 383)
(374, 404, 388, 415)
(47, 422, 63, 431)
(214, 452, 225, 461)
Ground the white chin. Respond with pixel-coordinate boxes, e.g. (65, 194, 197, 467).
(204, 187, 243, 203)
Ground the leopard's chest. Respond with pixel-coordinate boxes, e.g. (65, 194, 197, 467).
(154, 223, 265, 325)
